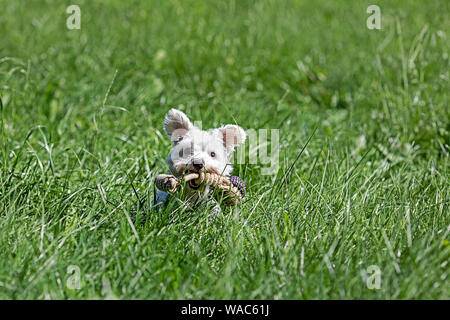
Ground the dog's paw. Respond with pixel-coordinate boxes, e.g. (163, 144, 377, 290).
(156, 174, 179, 193)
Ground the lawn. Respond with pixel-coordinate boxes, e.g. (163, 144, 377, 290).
(0, 0, 449, 299)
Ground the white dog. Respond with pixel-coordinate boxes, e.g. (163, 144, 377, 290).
(154, 108, 246, 211)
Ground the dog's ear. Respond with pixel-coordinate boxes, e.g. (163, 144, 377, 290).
(163, 109, 193, 142)
(218, 125, 247, 153)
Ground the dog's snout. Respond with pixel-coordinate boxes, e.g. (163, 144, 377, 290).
(192, 158, 205, 170)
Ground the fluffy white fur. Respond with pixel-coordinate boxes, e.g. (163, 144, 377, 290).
(164, 108, 246, 178)
(154, 108, 246, 211)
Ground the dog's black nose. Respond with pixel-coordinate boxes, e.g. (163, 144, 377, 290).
(192, 158, 204, 170)
(194, 163, 203, 170)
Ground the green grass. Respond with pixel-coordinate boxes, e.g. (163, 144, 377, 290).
(0, 0, 449, 299)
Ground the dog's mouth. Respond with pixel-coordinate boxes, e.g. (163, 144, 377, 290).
(188, 183, 201, 190)
(186, 166, 203, 175)
(186, 168, 203, 189)
(181, 165, 221, 190)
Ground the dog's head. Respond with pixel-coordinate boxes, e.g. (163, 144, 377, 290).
(163, 108, 246, 178)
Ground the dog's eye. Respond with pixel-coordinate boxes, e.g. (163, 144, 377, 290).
(210, 152, 216, 157)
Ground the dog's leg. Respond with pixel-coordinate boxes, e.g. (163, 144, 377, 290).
(153, 189, 171, 212)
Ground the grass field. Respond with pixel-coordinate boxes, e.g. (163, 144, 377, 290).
(0, 0, 449, 299)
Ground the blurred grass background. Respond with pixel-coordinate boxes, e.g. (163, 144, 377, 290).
(0, 0, 449, 299)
